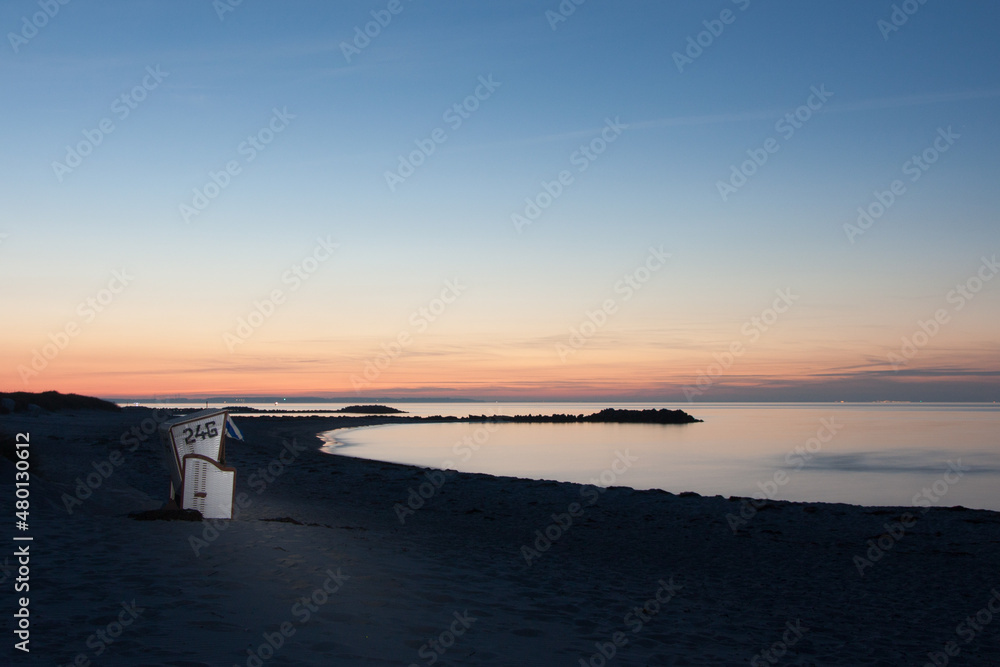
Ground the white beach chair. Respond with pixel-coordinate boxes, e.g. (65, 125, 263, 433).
(181, 454, 237, 520)
(158, 409, 239, 518)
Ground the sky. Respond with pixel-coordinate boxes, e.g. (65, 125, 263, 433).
(1, 0, 998, 401)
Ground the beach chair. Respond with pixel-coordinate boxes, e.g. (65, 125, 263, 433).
(181, 454, 237, 520)
(158, 409, 240, 519)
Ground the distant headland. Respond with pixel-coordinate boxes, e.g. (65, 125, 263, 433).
(216, 405, 408, 415)
(0, 390, 120, 414)
(460, 408, 701, 424)
(2, 392, 700, 425)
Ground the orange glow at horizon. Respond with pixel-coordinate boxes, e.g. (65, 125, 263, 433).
(4, 332, 997, 400)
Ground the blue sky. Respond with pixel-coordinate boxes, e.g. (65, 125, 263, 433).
(2, 0, 998, 400)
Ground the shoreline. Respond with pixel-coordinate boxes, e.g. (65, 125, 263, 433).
(3, 409, 999, 664)
(311, 415, 999, 513)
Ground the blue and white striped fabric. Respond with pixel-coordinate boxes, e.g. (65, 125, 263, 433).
(225, 415, 244, 441)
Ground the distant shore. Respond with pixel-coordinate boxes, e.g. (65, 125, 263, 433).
(2, 408, 999, 665)
(124, 405, 702, 423)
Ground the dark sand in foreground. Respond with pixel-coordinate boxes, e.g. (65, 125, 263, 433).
(3, 409, 999, 665)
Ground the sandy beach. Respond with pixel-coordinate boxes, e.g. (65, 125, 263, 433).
(4, 407, 1000, 666)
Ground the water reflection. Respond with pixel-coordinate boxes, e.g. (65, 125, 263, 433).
(319, 404, 1000, 510)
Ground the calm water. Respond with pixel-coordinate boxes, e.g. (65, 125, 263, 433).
(316, 403, 1000, 511)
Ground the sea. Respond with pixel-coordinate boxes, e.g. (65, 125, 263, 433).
(123, 401, 1000, 511)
